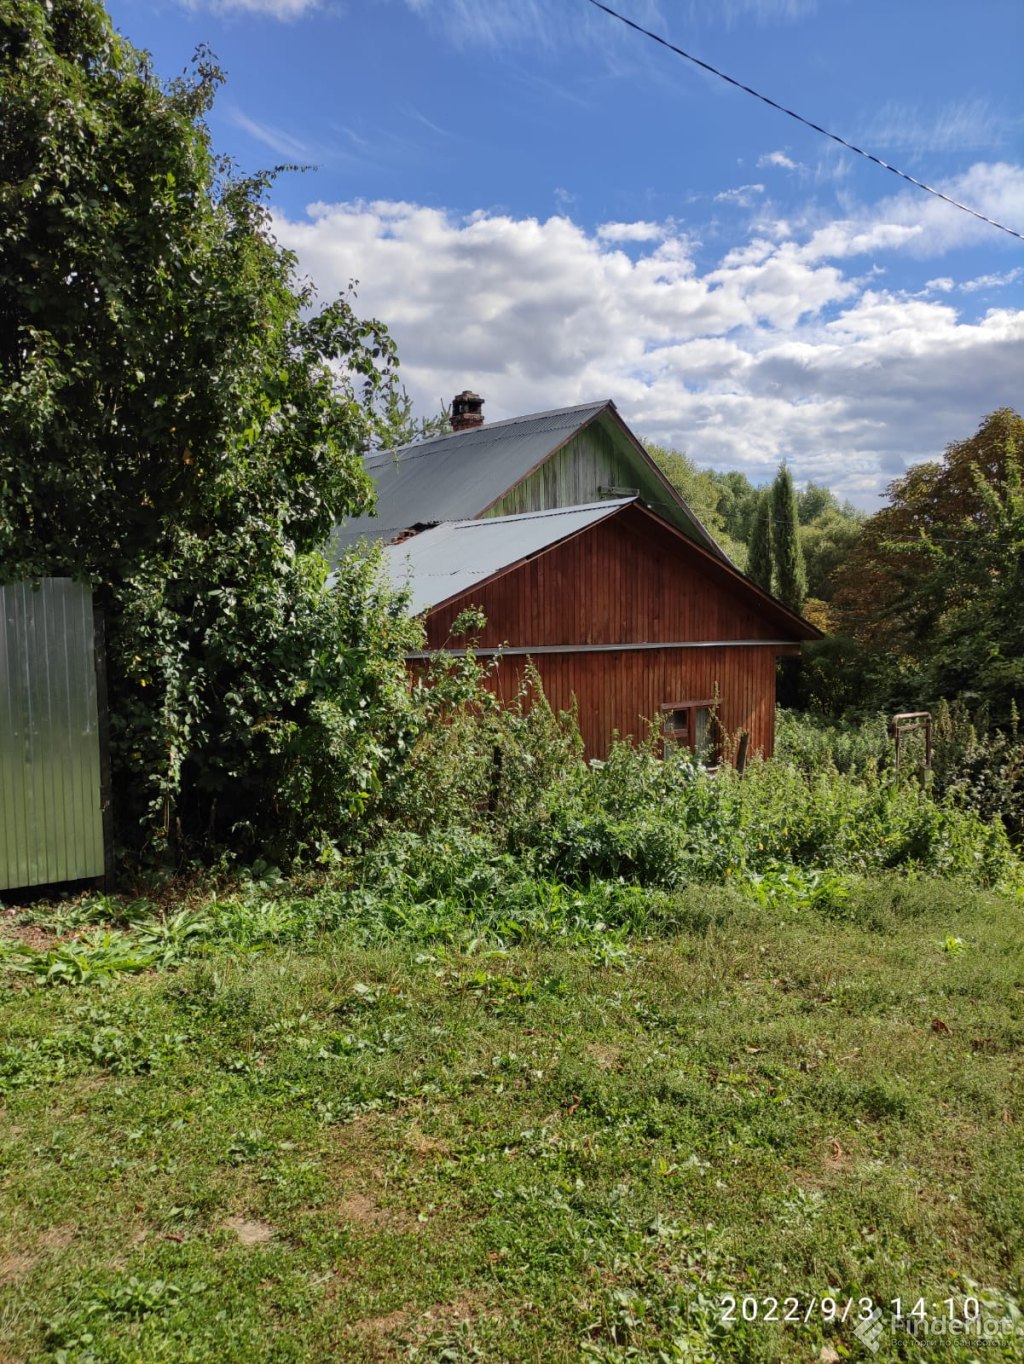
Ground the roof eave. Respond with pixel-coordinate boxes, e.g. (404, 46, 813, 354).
(403, 498, 634, 617)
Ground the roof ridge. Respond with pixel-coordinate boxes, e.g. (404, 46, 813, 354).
(368, 398, 613, 465)
(449, 497, 634, 529)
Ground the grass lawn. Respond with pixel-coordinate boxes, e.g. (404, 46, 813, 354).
(1, 879, 1023, 1361)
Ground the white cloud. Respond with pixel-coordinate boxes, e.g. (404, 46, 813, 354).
(961, 267, 1024, 293)
(871, 162, 1024, 256)
(774, 163, 1024, 263)
(863, 98, 1018, 155)
(405, 0, 820, 46)
(227, 108, 310, 159)
(797, 221, 924, 262)
(273, 195, 1024, 506)
(402, 0, 667, 53)
(714, 183, 766, 207)
(681, 0, 821, 25)
(597, 221, 665, 243)
(758, 150, 802, 171)
(184, 0, 319, 15)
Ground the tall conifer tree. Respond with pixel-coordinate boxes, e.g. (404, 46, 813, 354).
(770, 464, 808, 612)
(747, 489, 774, 592)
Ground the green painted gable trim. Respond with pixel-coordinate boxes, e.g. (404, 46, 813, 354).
(484, 408, 725, 560)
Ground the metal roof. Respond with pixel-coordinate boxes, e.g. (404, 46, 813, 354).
(383, 499, 634, 616)
(330, 400, 613, 556)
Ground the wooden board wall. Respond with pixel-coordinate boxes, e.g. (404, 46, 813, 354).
(422, 504, 802, 758)
(474, 647, 779, 759)
(486, 416, 706, 547)
(425, 509, 786, 648)
(488, 427, 626, 516)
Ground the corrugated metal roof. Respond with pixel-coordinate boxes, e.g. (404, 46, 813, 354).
(383, 499, 634, 616)
(331, 400, 611, 556)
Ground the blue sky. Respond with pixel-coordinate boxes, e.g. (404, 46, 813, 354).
(108, 0, 1023, 505)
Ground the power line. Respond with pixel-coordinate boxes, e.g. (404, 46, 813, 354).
(585, 0, 1024, 244)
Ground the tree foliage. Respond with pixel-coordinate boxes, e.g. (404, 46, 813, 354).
(832, 409, 1024, 720)
(746, 490, 773, 592)
(375, 388, 453, 449)
(644, 444, 775, 570)
(644, 442, 748, 565)
(795, 484, 863, 602)
(769, 464, 807, 613)
(646, 443, 858, 607)
(0, 0, 419, 863)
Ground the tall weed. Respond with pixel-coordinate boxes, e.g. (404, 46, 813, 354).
(517, 737, 1020, 892)
(775, 708, 892, 776)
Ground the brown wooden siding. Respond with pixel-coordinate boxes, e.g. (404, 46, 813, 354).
(426, 510, 783, 648)
(421, 504, 800, 759)
(471, 647, 779, 760)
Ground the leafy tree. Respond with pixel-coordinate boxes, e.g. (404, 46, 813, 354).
(645, 442, 748, 565)
(796, 482, 836, 525)
(714, 469, 761, 545)
(747, 490, 773, 592)
(0, 0, 419, 862)
(769, 464, 807, 612)
(800, 508, 862, 602)
(376, 387, 453, 448)
(833, 409, 1024, 721)
(645, 443, 728, 534)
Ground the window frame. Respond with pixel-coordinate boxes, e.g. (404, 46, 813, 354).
(660, 698, 719, 762)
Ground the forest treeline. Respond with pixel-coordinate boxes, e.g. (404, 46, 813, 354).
(648, 406, 1024, 724)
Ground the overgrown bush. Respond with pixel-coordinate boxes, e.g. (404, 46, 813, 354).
(778, 703, 1024, 848)
(385, 678, 1022, 894)
(931, 699, 1024, 845)
(775, 708, 892, 776)
(0, 1, 421, 868)
(381, 656, 584, 841)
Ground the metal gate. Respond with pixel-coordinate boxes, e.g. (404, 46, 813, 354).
(0, 579, 109, 892)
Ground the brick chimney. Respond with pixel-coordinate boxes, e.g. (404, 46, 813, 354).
(451, 390, 484, 432)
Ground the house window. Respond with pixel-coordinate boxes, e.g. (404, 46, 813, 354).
(661, 699, 719, 762)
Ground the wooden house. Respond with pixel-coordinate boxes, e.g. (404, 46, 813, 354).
(334, 394, 820, 759)
(332, 394, 727, 561)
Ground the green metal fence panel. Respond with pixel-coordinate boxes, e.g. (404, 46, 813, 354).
(0, 579, 106, 892)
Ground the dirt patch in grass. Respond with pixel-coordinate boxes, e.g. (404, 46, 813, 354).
(428, 1293, 482, 1324)
(401, 1126, 450, 1157)
(0, 1226, 76, 1286)
(0, 910, 58, 951)
(341, 1293, 486, 1351)
(335, 1192, 416, 1233)
(221, 1216, 275, 1246)
(347, 1307, 419, 1364)
(350, 1306, 413, 1338)
(585, 1042, 623, 1071)
(407, 1292, 492, 1346)
(0, 1253, 37, 1287)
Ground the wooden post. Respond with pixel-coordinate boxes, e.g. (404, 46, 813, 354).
(890, 711, 932, 778)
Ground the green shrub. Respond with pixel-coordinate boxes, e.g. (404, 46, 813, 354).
(383, 658, 584, 842)
(775, 708, 892, 776)
(931, 699, 1024, 844)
